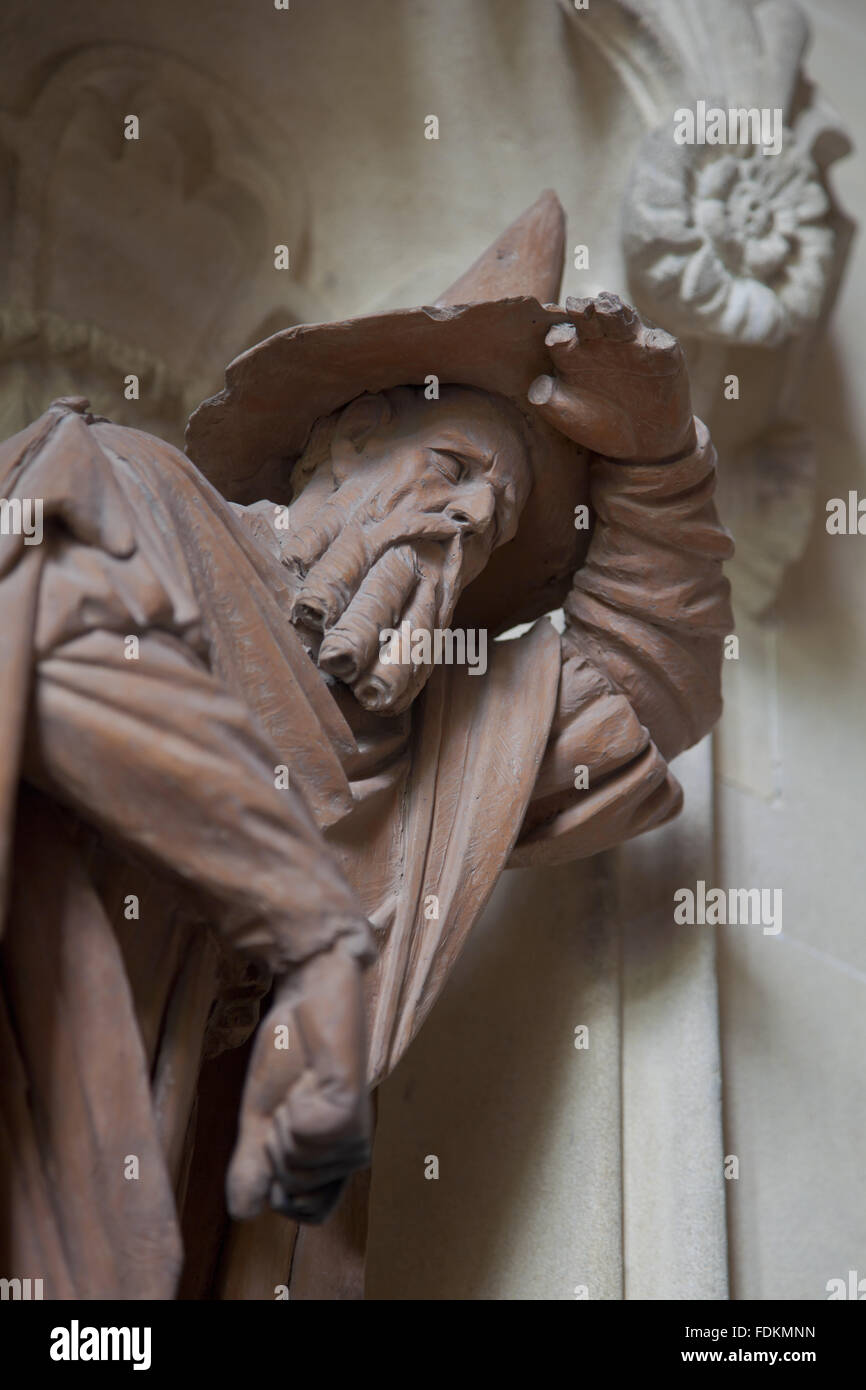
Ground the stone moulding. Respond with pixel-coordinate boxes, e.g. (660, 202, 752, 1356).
(0, 43, 321, 438)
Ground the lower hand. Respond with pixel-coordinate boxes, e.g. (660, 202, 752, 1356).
(227, 939, 371, 1224)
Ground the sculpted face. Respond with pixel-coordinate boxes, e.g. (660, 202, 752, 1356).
(281, 385, 532, 714)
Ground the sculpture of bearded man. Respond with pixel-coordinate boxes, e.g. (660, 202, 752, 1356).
(0, 192, 732, 1299)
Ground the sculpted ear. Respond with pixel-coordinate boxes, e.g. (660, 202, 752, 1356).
(333, 393, 393, 456)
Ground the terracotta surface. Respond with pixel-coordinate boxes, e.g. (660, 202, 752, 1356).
(0, 193, 733, 1298)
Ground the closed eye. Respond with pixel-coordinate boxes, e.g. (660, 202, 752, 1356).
(430, 449, 468, 484)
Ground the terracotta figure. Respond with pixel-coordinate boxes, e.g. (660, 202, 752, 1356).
(0, 191, 733, 1298)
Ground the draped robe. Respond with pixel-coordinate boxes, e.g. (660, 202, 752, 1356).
(0, 399, 732, 1297)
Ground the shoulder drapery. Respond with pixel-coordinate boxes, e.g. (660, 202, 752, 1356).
(0, 403, 373, 1298)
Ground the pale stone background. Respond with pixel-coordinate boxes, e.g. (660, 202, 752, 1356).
(368, 0, 866, 1302)
(367, 0, 866, 1301)
(1, 0, 863, 1300)
(714, 0, 866, 1303)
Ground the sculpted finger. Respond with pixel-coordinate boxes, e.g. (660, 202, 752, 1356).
(291, 518, 371, 631)
(292, 507, 462, 635)
(226, 1113, 275, 1220)
(564, 296, 603, 339)
(289, 948, 368, 1142)
(318, 544, 418, 682)
(282, 469, 375, 574)
(592, 292, 638, 341)
(270, 1175, 347, 1225)
(240, 1000, 307, 1117)
(639, 323, 682, 365)
(226, 1008, 307, 1220)
(528, 374, 637, 456)
(527, 373, 595, 432)
(544, 322, 583, 370)
(351, 648, 425, 718)
(283, 498, 348, 576)
(271, 1104, 371, 1188)
(351, 551, 442, 714)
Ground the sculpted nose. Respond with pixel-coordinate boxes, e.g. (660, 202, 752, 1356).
(444, 482, 496, 536)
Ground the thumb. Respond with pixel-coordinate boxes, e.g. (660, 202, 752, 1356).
(528, 374, 636, 457)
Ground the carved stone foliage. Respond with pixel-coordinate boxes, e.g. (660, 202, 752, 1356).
(564, 0, 855, 614)
(0, 45, 318, 442)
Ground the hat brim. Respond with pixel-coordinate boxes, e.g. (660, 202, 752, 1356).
(185, 297, 590, 634)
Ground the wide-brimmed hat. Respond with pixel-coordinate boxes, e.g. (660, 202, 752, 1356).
(185, 192, 590, 633)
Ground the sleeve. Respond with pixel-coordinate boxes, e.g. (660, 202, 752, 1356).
(4, 400, 374, 971)
(26, 628, 377, 975)
(511, 418, 733, 868)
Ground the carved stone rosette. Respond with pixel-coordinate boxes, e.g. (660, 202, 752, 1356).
(565, 0, 854, 615)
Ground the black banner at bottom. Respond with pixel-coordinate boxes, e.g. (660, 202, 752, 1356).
(2, 1296, 861, 1376)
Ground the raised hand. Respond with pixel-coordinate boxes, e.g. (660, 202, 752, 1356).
(528, 293, 697, 464)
